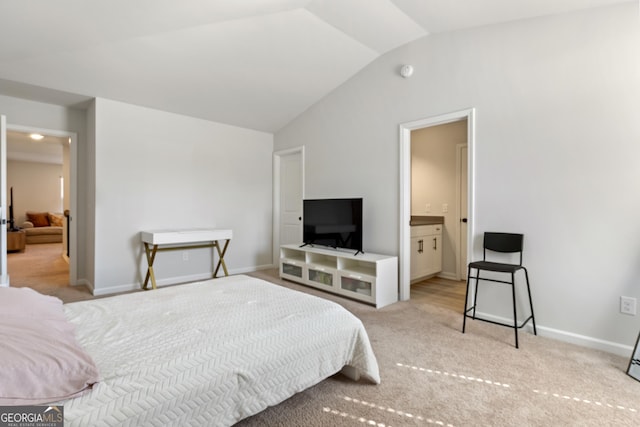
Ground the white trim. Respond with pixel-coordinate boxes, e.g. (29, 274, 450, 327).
(399, 109, 476, 301)
(6, 124, 78, 286)
(272, 146, 305, 266)
(436, 272, 458, 281)
(472, 311, 634, 357)
(75, 278, 92, 291)
(455, 143, 468, 281)
(0, 115, 7, 286)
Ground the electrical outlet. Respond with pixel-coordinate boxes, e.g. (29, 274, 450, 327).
(425, 203, 431, 213)
(442, 203, 449, 213)
(182, 251, 189, 261)
(620, 296, 637, 315)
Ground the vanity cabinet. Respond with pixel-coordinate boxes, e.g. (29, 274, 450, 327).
(410, 224, 442, 281)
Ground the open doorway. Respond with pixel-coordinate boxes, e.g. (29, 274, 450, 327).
(6, 129, 73, 292)
(399, 109, 475, 303)
(409, 120, 468, 312)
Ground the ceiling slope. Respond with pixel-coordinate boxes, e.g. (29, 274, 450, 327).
(0, 0, 631, 132)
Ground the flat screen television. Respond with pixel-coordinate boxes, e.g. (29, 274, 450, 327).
(8, 186, 18, 231)
(302, 198, 363, 255)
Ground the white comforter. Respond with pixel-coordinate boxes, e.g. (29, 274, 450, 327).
(61, 274, 380, 426)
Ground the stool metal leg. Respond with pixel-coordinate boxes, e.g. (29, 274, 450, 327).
(462, 265, 472, 333)
(511, 272, 519, 349)
(472, 271, 480, 319)
(524, 268, 537, 335)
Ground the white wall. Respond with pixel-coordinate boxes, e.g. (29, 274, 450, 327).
(92, 98, 274, 294)
(411, 121, 467, 277)
(7, 160, 63, 224)
(275, 3, 640, 354)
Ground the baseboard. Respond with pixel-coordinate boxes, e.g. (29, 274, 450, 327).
(411, 271, 460, 284)
(437, 272, 459, 281)
(539, 324, 634, 358)
(91, 264, 276, 296)
(233, 263, 275, 274)
(474, 310, 634, 358)
(75, 278, 93, 292)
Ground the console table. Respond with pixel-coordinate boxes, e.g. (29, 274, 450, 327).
(279, 244, 398, 308)
(140, 229, 232, 290)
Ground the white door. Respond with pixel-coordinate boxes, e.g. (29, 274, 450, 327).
(459, 144, 468, 280)
(0, 115, 8, 286)
(276, 148, 304, 247)
(280, 151, 303, 245)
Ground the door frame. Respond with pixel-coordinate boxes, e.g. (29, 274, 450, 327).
(399, 108, 476, 301)
(1, 115, 7, 285)
(272, 146, 305, 266)
(6, 123, 78, 286)
(456, 143, 468, 281)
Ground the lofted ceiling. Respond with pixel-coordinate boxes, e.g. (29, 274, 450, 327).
(0, 0, 630, 133)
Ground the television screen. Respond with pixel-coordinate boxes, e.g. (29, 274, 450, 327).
(303, 198, 363, 253)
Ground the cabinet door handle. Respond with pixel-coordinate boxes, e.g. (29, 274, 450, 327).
(418, 239, 423, 253)
(433, 237, 437, 250)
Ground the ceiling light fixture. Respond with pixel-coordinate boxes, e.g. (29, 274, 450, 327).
(30, 133, 44, 140)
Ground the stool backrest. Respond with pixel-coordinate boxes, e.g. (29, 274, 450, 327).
(483, 232, 524, 265)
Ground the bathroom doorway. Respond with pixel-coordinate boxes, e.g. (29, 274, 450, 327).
(399, 109, 475, 301)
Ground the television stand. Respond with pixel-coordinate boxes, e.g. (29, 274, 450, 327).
(279, 244, 398, 308)
(300, 242, 363, 256)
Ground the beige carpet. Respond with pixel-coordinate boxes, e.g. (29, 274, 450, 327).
(6, 242, 97, 303)
(237, 270, 639, 427)
(8, 242, 69, 288)
(12, 257, 639, 426)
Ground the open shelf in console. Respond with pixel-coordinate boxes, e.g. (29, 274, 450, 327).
(280, 246, 306, 282)
(280, 246, 306, 263)
(279, 244, 398, 308)
(338, 258, 376, 277)
(308, 252, 337, 269)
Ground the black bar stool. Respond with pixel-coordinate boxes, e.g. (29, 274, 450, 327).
(462, 232, 536, 348)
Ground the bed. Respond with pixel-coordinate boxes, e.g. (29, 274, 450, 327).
(0, 274, 380, 426)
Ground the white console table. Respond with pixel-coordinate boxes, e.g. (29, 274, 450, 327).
(279, 244, 398, 308)
(140, 229, 233, 290)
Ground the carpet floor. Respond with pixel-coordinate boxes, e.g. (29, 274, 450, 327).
(237, 270, 638, 427)
(9, 254, 639, 426)
(5, 242, 102, 303)
(7, 242, 69, 289)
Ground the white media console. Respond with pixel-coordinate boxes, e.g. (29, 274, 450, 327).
(279, 244, 398, 308)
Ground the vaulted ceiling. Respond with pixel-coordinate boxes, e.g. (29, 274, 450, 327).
(0, 0, 630, 132)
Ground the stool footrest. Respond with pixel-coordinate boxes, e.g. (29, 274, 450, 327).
(464, 307, 535, 330)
